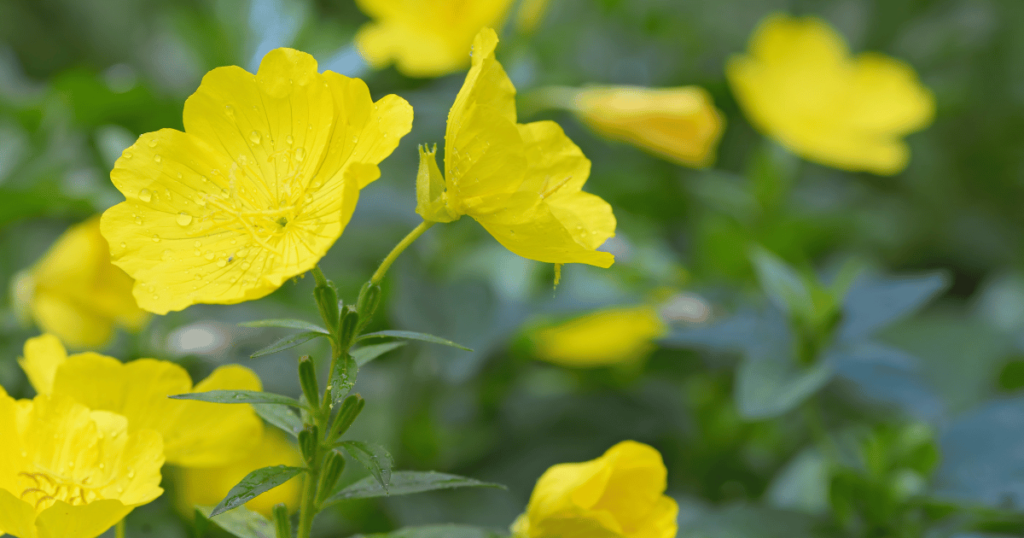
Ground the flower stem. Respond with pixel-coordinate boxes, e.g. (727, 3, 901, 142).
(296, 466, 319, 538)
(370, 221, 435, 285)
(116, 520, 126, 538)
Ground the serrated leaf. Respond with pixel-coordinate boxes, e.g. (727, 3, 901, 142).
(252, 403, 302, 437)
(354, 524, 507, 538)
(239, 318, 330, 334)
(251, 331, 326, 358)
(357, 330, 472, 351)
(839, 272, 950, 342)
(352, 342, 407, 366)
(329, 354, 358, 408)
(210, 465, 305, 517)
(196, 505, 275, 538)
(325, 471, 505, 505)
(171, 390, 311, 411)
(750, 247, 813, 318)
(339, 440, 393, 491)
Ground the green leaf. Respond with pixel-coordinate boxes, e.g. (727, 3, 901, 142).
(750, 247, 814, 318)
(329, 354, 358, 409)
(357, 330, 472, 351)
(252, 403, 302, 437)
(325, 470, 505, 505)
(210, 465, 305, 517)
(171, 390, 311, 411)
(239, 318, 330, 334)
(251, 331, 326, 358)
(339, 440, 393, 491)
(839, 272, 950, 341)
(196, 505, 275, 538)
(355, 524, 507, 538)
(736, 350, 834, 420)
(351, 342, 407, 366)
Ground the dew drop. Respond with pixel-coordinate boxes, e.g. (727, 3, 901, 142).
(217, 259, 227, 268)
(138, 189, 152, 202)
(152, 235, 161, 242)
(154, 154, 162, 163)
(134, 217, 142, 225)
(194, 240, 201, 248)
(250, 131, 262, 145)
(176, 212, 193, 226)
(177, 172, 183, 179)
(241, 262, 251, 270)
(238, 155, 248, 166)
(123, 151, 133, 159)
(225, 105, 235, 118)
(201, 175, 209, 182)
(147, 138, 158, 148)
(120, 242, 127, 248)
(285, 135, 294, 145)
(204, 251, 215, 261)
(99, 463, 105, 469)
(162, 249, 173, 261)
(294, 147, 306, 162)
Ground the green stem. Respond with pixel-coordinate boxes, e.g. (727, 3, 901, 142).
(369, 221, 435, 285)
(116, 519, 126, 538)
(295, 465, 319, 538)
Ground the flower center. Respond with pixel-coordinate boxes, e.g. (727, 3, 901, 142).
(17, 469, 110, 511)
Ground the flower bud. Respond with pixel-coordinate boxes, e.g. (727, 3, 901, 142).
(297, 356, 320, 411)
(272, 503, 291, 538)
(330, 394, 365, 440)
(314, 283, 341, 335)
(338, 307, 360, 349)
(298, 424, 319, 465)
(315, 450, 347, 506)
(356, 282, 382, 321)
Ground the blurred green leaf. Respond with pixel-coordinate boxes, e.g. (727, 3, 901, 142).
(250, 331, 327, 358)
(339, 440, 394, 492)
(197, 505, 275, 538)
(239, 318, 330, 334)
(354, 525, 507, 538)
(325, 471, 505, 505)
(351, 341, 406, 366)
(358, 330, 472, 351)
(171, 390, 311, 411)
(209, 466, 305, 517)
(252, 403, 302, 437)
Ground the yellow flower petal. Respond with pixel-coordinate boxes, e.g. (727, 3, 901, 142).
(727, 14, 934, 175)
(422, 29, 617, 269)
(102, 48, 412, 314)
(48, 354, 263, 468)
(0, 391, 164, 538)
(174, 428, 302, 517)
(572, 86, 725, 167)
(516, 441, 677, 538)
(533, 306, 667, 367)
(19, 334, 69, 395)
(355, 0, 515, 77)
(14, 217, 148, 349)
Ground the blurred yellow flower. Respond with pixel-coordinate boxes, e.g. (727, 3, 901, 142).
(511, 440, 678, 538)
(570, 86, 724, 168)
(101, 48, 413, 314)
(533, 306, 667, 367)
(516, 0, 553, 33)
(174, 428, 302, 517)
(0, 389, 164, 538)
(20, 334, 264, 468)
(355, 0, 515, 77)
(417, 29, 616, 268)
(12, 217, 148, 349)
(727, 14, 934, 175)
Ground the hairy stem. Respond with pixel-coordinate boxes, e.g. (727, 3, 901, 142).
(370, 221, 435, 285)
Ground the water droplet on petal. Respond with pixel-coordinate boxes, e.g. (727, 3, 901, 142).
(120, 242, 127, 248)
(201, 175, 209, 182)
(217, 259, 227, 268)
(204, 251, 215, 260)
(148, 139, 158, 148)
(123, 151, 133, 159)
(152, 235, 161, 242)
(294, 147, 305, 162)
(286, 135, 294, 145)
(225, 105, 234, 118)
(154, 154, 162, 163)
(176, 212, 193, 226)
(134, 217, 142, 225)
(139, 189, 152, 202)
(250, 130, 261, 144)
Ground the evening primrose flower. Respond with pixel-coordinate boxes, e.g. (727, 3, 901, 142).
(727, 14, 934, 175)
(355, 0, 515, 77)
(567, 86, 724, 167)
(12, 217, 148, 349)
(174, 428, 301, 517)
(101, 48, 413, 314)
(417, 29, 616, 268)
(0, 389, 164, 538)
(20, 334, 264, 468)
(511, 441, 678, 538)
(533, 306, 667, 367)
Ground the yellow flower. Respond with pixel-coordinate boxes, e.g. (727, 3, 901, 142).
(511, 441, 678, 538)
(355, 0, 515, 77)
(532, 306, 667, 367)
(174, 428, 302, 517)
(417, 29, 616, 268)
(570, 86, 724, 168)
(101, 48, 413, 314)
(12, 217, 148, 349)
(0, 390, 164, 538)
(20, 334, 264, 468)
(727, 14, 934, 175)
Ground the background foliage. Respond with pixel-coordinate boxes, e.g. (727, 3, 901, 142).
(2, 0, 1024, 537)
